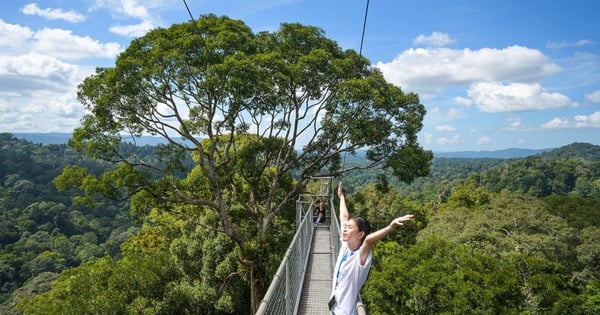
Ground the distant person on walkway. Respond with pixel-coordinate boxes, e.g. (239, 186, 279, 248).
(314, 199, 326, 223)
(329, 182, 413, 315)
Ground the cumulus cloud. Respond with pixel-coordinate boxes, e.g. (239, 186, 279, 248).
(109, 20, 156, 37)
(505, 117, 522, 130)
(22, 3, 86, 23)
(476, 136, 491, 145)
(0, 19, 34, 49)
(413, 32, 454, 47)
(467, 82, 574, 113)
(32, 28, 121, 59)
(436, 135, 460, 145)
(121, 0, 151, 20)
(423, 132, 461, 146)
(376, 45, 561, 95)
(454, 96, 472, 106)
(435, 124, 456, 132)
(546, 39, 592, 49)
(574, 112, 600, 127)
(586, 90, 600, 103)
(446, 108, 462, 117)
(0, 52, 83, 93)
(423, 132, 434, 144)
(0, 62, 85, 133)
(541, 112, 600, 129)
(91, 0, 158, 37)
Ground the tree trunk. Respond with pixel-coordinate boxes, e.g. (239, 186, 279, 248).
(250, 265, 259, 314)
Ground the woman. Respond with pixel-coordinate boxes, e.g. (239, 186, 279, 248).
(314, 199, 326, 223)
(329, 182, 413, 314)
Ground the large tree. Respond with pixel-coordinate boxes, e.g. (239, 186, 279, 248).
(64, 14, 431, 312)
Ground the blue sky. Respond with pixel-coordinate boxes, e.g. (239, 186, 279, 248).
(0, 0, 598, 152)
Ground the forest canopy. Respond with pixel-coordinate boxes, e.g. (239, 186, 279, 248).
(2, 133, 599, 314)
(1, 11, 599, 315)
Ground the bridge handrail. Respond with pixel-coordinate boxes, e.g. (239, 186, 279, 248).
(255, 199, 315, 315)
(255, 176, 366, 315)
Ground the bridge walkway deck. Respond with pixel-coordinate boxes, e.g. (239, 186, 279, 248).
(297, 223, 333, 315)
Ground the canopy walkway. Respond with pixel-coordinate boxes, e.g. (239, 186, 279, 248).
(255, 177, 366, 315)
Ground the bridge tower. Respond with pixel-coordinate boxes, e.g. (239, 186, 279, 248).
(296, 176, 334, 230)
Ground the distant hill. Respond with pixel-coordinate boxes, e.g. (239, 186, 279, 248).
(538, 142, 600, 160)
(11, 132, 170, 146)
(8, 132, 580, 160)
(433, 147, 554, 159)
(12, 132, 74, 145)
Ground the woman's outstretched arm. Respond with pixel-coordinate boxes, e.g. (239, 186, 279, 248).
(337, 182, 349, 225)
(359, 215, 414, 264)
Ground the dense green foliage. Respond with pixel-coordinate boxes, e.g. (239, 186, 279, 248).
(54, 14, 430, 312)
(2, 133, 599, 314)
(2, 12, 599, 314)
(0, 134, 138, 312)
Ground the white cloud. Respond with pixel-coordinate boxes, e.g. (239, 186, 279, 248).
(435, 124, 456, 132)
(0, 52, 83, 91)
(454, 96, 472, 106)
(32, 28, 122, 60)
(0, 19, 33, 49)
(92, 0, 158, 37)
(22, 3, 86, 23)
(413, 32, 454, 47)
(121, 0, 151, 20)
(586, 90, 600, 103)
(446, 108, 462, 117)
(467, 82, 574, 113)
(376, 45, 561, 95)
(546, 39, 592, 49)
(476, 136, 491, 145)
(541, 112, 600, 129)
(0, 80, 85, 132)
(541, 117, 571, 129)
(434, 135, 460, 145)
(574, 112, 600, 127)
(423, 132, 434, 144)
(0, 98, 9, 111)
(506, 117, 522, 129)
(109, 20, 156, 37)
(423, 132, 460, 146)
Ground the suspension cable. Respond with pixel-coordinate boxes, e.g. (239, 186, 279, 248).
(359, 0, 370, 58)
(182, 0, 203, 38)
(341, 0, 370, 174)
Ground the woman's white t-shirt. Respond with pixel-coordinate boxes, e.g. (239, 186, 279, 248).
(330, 223, 373, 315)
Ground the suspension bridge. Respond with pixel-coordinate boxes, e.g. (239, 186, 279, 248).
(255, 177, 367, 315)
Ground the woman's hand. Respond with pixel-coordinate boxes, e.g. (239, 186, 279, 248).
(337, 182, 344, 198)
(389, 214, 414, 228)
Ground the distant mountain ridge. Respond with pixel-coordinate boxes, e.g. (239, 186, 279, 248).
(434, 148, 554, 159)
(11, 132, 169, 146)
(4, 132, 570, 159)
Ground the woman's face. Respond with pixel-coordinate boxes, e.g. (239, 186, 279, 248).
(342, 218, 364, 243)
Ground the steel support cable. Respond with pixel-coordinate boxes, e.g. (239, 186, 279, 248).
(341, 0, 370, 174)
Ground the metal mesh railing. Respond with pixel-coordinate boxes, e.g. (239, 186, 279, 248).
(255, 177, 366, 315)
(329, 195, 340, 262)
(255, 198, 315, 315)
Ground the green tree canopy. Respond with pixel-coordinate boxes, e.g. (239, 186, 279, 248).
(60, 14, 431, 311)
